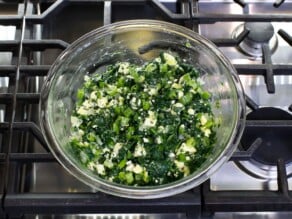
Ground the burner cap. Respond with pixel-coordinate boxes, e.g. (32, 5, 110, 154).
(232, 23, 278, 57)
(241, 107, 292, 166)
(245, 22, 274, 43)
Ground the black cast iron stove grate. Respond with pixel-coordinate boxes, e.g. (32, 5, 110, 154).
(0, 0, 292, 218)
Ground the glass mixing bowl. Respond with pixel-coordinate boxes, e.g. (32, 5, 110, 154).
(39, 20, 246, 199)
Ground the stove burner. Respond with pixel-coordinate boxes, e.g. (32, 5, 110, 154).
(242, 107, 292, 165)
(237, 107, 292, 179)
(233, 22, 278, 57)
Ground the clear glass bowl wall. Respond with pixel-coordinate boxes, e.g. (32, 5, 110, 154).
(40, 20, 246, 199)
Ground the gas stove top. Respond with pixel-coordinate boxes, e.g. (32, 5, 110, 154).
(198, 0, 292, 192)
(0, 1, 292, 219)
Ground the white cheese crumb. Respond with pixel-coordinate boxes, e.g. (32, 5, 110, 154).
(155, 57, 161, 63)
(149, 88, 158, 96)
(187, 108, 195, 115)
(177, 142, 197, 154)
(84, 75, 90, 81)
(87, 162, 95, 171)
(177, 90, 184, 99)
(201, 127, 211, 137)
(142, 111, 157, 129)
(156, 136, 163, 144)
(97, 97, 108, 108)
(90, 91, 97, 100)
(96, 164, 105, 175)
(104, 159, 114, 168)
(200, 114, 208, 125)
(133, 164, 143, 174)
(125, 161, 134, 171)
(133, 143, 147, 157)
(108, 99, 118, 107)
(174, 160, 184, 169)
(71, 116, 82, 128)
(88, 162, 105, 175)
(118, 96, 124, 105)
(77, 106, 94, 116)
(118, 62, 130, 74)
(130, 97, 139, 109)
(171, 83, 182, 89)
(197, 78, 205, 85)
(112, 142, 123, 157)
(169, 152, 175, 159)
(174, 102, 184, 108)
(174, 160, 190, 176)
(163, 53, 177, 66)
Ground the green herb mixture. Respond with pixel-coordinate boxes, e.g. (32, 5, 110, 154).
(69, 52, 218, 186)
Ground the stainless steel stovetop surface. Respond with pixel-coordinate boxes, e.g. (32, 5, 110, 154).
(198, 1, 292, 192)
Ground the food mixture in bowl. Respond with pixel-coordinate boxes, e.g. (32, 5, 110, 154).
(69, 52, 219, 186)
(40, 20, 246, 198)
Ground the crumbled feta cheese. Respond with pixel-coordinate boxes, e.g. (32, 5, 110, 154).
(84, 75, 90, 81)
(118, 62, 130, 74)
(82, 100, 93, 108)
(125, 161, 134, 171)
(158, 125, 169, 134)
(71, 116, 82, 128)
(155, 57, 161, 63)
(142, 111, 157, 128)
(174, 160, 190, 176)
(112, 142, 123, 157)
(163, 53, 177, 66)
(130, 97, 139, 109)
(197, 78, 205, 85)
(134, 143, 146, 157)
(97, 97, 108, 108)
(133, 164, 143, 174)
(90, 91, 97, 100)
(156, 136, 163, 144)
(189, 88, 198, 94)
(169, 152, 175, 159)
(200, 114, 208, 125)
(171, 83, 182, 89)
(103, 147, 110, 153)
(82, 141, 89, 147)
(108, 99, 118, 107)
(202, 127, 211, 137)
(78, 129, 84, 136)
(77, 106, 94, 116)
(88, 162, 105, 175)
(174, 160, 184, 169)
(143, 138, 149, 143)
(104, 159, 114, 168)
(174, 102, 184, 108)
(87, 162, 95, 171)
(177, 90, 184, 99)
(188, 108, 195, 115)
(149, 87, 158, 96)
(177, 142, 197, 154)
(118, 96, 124, 105)
(96, 164, 105, 175)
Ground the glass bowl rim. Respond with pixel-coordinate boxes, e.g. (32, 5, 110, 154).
(39, 19, 246, 199)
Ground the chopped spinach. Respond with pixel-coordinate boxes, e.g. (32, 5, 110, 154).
(69, 52, 219, 186)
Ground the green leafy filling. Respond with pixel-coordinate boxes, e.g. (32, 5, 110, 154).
(69, 52, 220, 186)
